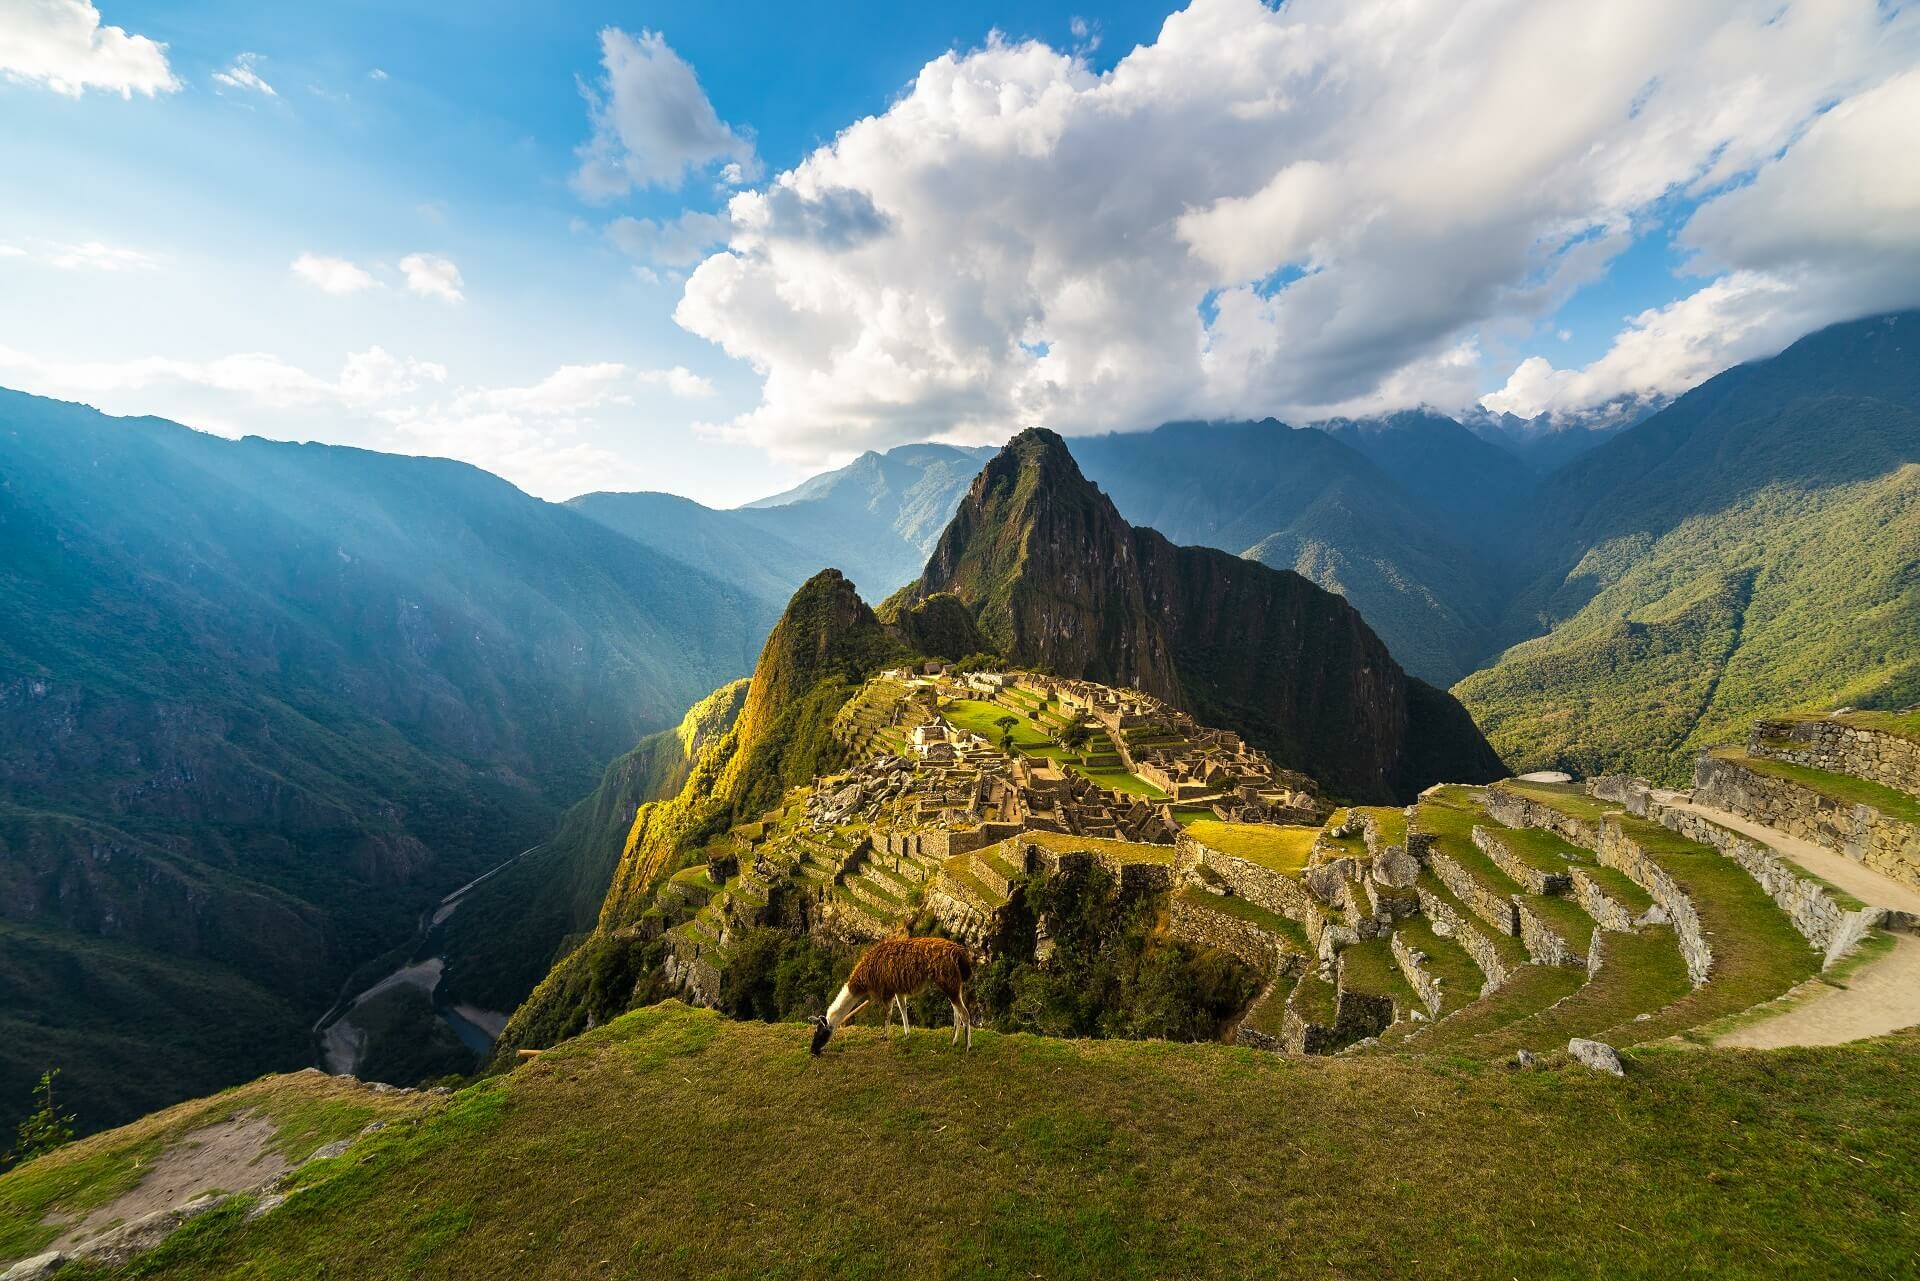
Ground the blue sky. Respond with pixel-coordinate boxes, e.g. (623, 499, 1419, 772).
(3, 1, 1916, 503)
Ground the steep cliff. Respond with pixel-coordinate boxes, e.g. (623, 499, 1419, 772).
(899, 430, 1504, 800)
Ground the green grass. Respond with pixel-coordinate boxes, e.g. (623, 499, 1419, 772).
(1593, 818, 1823, 1047)
(1393, 918, 1488, 1012)
(1289, 970, 1339, 1028)
(1481, 823, 1586, 874)
(1414, 794, 1525, 898)
(0, 1072, 427, 1264)
(1458, 928, 1693, 1057)
(1240, 973, 1298, 1040)
(1569, 860, 1658, 915)
(941, 700, 1167, 799)
(1183, 820, 1316, 875)
(1403, 964, 1588, 1054)
(941, 700, 1066, 758)
(1015, 830, 1178, 866)
(1171, 807, 1214, 828)
(1518, 892, 1597, 959)
(1412, 873, 1529, 970)
(1494, 781, 1615, 824)
(1337, 937, 1422, 1015)
(51, 1003, 1920, 1280)
(1350, 806, 1408, 850)
(1314, 809, 1369, 857)
(1716, 749, 1920, 827)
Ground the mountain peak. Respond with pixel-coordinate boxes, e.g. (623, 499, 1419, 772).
(901, 431, 1505, 800)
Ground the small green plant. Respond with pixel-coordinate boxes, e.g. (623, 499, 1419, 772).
(5, 1070, 76, 1171)
(1059, 717, 1094, 754)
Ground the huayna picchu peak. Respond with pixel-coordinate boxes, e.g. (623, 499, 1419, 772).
(892, 427, 1505, 801)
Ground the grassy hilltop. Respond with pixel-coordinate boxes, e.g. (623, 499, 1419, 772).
(13, 1004, 1918, 1280)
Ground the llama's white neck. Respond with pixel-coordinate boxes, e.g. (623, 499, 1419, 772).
(824, 982, 860, 1030)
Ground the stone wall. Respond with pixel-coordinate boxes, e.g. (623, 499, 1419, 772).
(1482, 788, 1606, 850)
(1178, 833, 1321, 923)
(1513, 898, 1585, 969)
(1391, 929, 1444, 1016)
(1592, 817, 1711, 985)
(1430, 852, 1519, 936)
(1751, 718, 1920, 797)
(1650, 797, 1892, 967)
(1472, 824, 1571, 895)
(1567, 869, 1636, 933)
(1694, 752, 1920, 893)
(1169, 892, 1293, 974)
(1588, 775, 1653, 817)
(1414, 888, 1511, 992)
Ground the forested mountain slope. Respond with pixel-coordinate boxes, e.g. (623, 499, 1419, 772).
(1459, 312, 1920, 780)
(0, 391, 767, 1133)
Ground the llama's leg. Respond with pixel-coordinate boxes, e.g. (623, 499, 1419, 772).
(950, 999, 963, 1046)
(960, 990, 972, 1049)
(897, 995, 911, 1036)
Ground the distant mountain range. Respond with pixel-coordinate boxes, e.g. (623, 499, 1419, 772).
(0, 393, 769, 1132)
(6, 307, 1917, 1136)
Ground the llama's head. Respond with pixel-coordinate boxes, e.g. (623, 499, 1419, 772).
(808, 1014, 832, 1055)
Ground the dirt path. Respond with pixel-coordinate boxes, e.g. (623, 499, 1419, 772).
(49, 1114, 287, 1253)
(1666, 799, 1920, 915)
(1717, 932, 1920, 1048)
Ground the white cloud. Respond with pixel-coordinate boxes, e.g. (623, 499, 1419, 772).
(369, 67, 389, 82)
(0, 345, 445, 411)
(0, 236, 159, 272)
(0, 0, 177, 97)
(606, 211, 731, 268)
(643, 365, 715, 398)
(212, 52, 275, 97)
(399, 252, 464, 302)
(664, 0, 1920, 463)
(291, 252, 376, 294)
(1485, 65, 1920, 421)
(572, 27, 758, 199)
(337, 346, 447, 404)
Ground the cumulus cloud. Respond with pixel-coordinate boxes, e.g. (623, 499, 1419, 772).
(212, 52, 275, 97)
(0, 0, 177, 97)
(663, 0, 1920, 463)
(399, 252, 464, 302)
(468, 361, 715, 413)
(291, 252, 376, 294)
(572, 27, 758, 199)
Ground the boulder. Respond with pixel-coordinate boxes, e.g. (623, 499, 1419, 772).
(2, 1253, 67, 1281)
(1568, 1038, 1625, 1076)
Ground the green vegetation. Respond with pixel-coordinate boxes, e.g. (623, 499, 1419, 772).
(0, 1070, 426, 1265)
(1337, 937, 1422, 1014)
(1184, 820, 1316, 874)
(1717, 749, 1920, 826)
(969, 867, 1258, 1044)
(1461, 317, 1920, 783)
(19, 1007, 1920, 1279)
(3, 1072, 74, 1174)
(1349, 805, 1408, 849)
(1177, 887, 1310, 954)
(0, 390, 775, 1136)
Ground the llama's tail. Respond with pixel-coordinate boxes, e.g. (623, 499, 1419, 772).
(956, 948, 973, 988)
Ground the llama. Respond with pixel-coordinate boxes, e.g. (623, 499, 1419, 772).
(810, 935, 974, 1054)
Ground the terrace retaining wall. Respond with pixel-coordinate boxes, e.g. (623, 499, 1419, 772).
(1750, 718, 1920, 797)
(1693, 753, 1920, 893)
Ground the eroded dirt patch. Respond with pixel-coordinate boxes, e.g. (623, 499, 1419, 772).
(49, 1112, 288, 1252)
